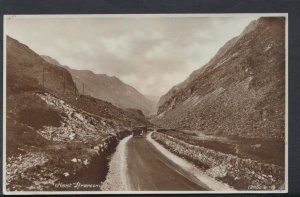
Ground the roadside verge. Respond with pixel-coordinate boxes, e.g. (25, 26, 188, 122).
(146, 132, 234, 191)
(100, 135, 131, 191)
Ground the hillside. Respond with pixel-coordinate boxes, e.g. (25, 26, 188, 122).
(6, 36, 151, 191)
(152, 17, 285, 140)
(41, 55, 156, 115)
(7, 36, 77, 96)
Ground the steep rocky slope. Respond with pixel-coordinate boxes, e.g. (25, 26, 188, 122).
(6, 36, 150, 191)
(7, 36, 77, 96)
(42, 55, 156, 115)
(153, 17, 285, 140)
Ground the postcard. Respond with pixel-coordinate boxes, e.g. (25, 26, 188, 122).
(3, 13, 288, 194)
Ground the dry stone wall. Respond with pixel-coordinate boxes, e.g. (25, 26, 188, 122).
(152, 132, 284, 190)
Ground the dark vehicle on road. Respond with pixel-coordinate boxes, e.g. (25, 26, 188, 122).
(147, 127, 154, 131)
(132, 126, 147, 138)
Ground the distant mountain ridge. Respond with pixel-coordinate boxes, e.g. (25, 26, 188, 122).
(6, 35, 151, 131)
(42, 55, 157, 115)
(153, 17, 285, 139)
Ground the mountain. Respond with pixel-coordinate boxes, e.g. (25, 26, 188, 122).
(6, 35, 151, 148)
(6, 36, 151, 191)
(6, 36, 77, 96)
(152, 17, 285, 140)
(41, 55, 156, 115)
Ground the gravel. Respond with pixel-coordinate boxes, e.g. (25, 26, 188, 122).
(100, 135, 131, 191)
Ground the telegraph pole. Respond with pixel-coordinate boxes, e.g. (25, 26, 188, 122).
(42, 67, 45, 88)
(63, 70, 66, 94)
(82, 83, 84, 95)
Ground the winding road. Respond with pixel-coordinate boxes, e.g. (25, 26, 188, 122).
(126, 136, 209, 191)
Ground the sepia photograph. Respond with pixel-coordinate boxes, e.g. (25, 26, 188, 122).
(3, 14, 287, 194)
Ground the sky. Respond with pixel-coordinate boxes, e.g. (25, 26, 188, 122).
(5, 14, 261, 97)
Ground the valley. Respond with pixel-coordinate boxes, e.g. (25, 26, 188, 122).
(4, 16, 286, 192)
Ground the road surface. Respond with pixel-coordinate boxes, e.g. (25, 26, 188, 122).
(126, 136, 209, 191)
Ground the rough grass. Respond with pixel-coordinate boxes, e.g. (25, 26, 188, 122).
(6, 117, 50, 157)
(164, 130, 285, 166)
(152, 132, 284, 190)
(50, 137, 119, 191)
(18, 108, 62, 130)
(6, 91, 61, 157)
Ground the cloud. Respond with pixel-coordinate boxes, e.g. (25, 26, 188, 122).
(6, 15, 261, 97)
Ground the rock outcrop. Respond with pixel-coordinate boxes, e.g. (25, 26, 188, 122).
(7, 36, 77, 96)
